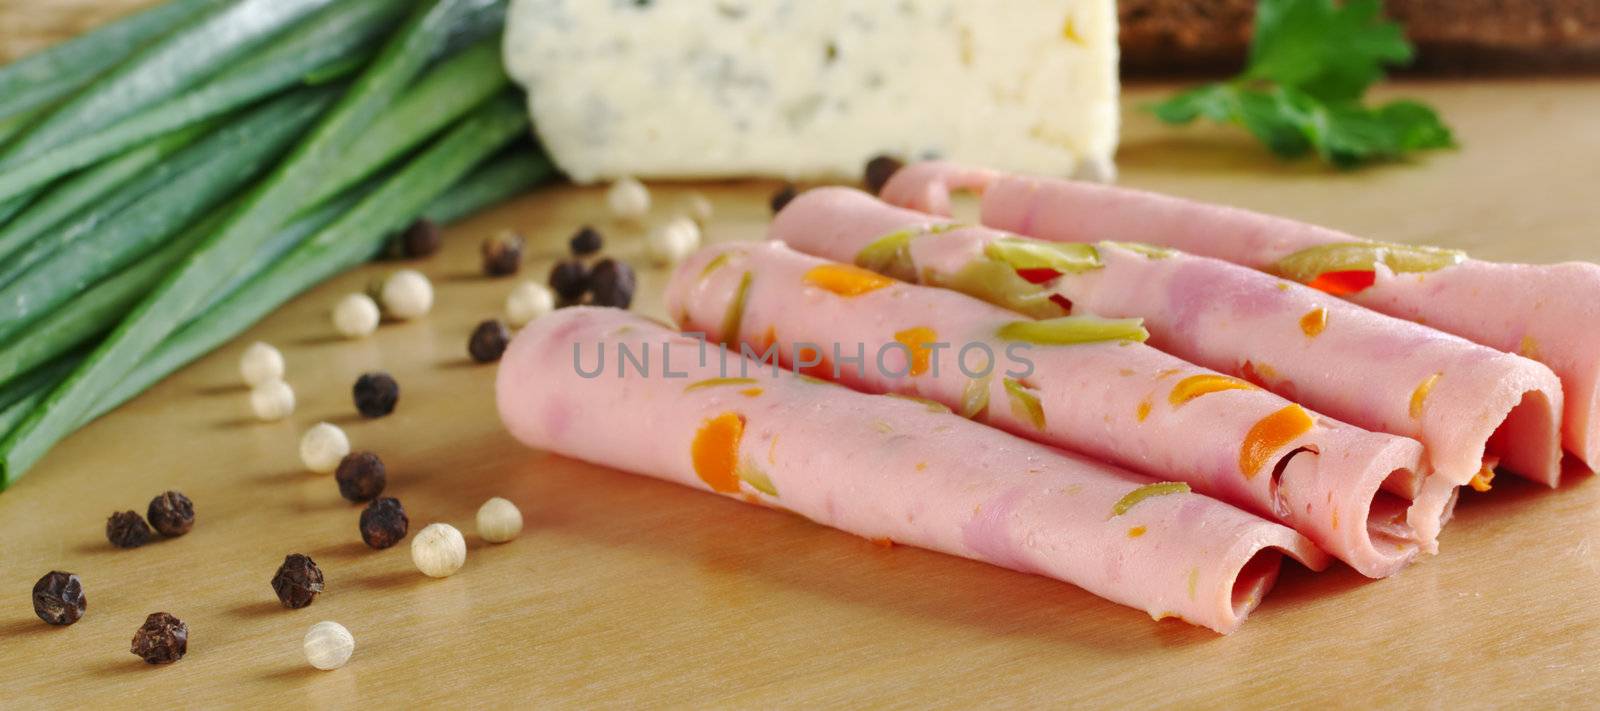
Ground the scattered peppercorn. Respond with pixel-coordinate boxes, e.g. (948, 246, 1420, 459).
(130, 612, 187, 664)
(299, 422, 351, 474)
(249, 379, 296, 421)
(271, 554, 325, 609)
(352, 372, 399, 418)
(548, 259, 590, 302)
(589, 259, 637, 309)
(607, 176, 651, 219)
(377, 269, 434, 320)
(864, 154, 905, 195)
(303, 620, 356, 670)
(645, 216, 700, 265)
(332, 293, 380, 339)
(146, 490, 195, 537)
(476, 497, 523, 543)
(569, 225, 603, 256)
(335, 451, 387, 503)
(239, 341, 284, 387)
(469, 319, 512, 363)
(769, 183, 798, 214)
(398, 218, 442, 258)
(506, 281, 555, 327)
(411, 522, 467, 578)
(32, 571, 86, 626)
(359, 497, 409, 549)
(683, 192, 714, 224)
(482, 230, 525, 276)
(106, 511, 153, 549)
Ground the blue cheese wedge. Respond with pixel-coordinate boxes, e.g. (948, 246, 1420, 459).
(504, 0, 1118, 183)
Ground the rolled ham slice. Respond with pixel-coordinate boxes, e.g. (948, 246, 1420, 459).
(668, 240, 1427, 576)
(497, 307, 1329, 634)
(882, 160, 1600, 471)
(773, 187, 1564, 530)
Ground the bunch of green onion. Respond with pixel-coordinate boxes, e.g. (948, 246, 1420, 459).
(0, 0, 555, 488)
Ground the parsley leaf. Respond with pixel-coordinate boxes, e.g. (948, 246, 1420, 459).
(1149, 0, 1454, 167)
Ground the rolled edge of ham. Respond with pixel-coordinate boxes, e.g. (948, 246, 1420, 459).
(496, 307, 1329, 634)
(1353, 260, 1600, 472)
(883, 159, 1600, 473)
(674, 238, 1425, 577)
(1064, 242, 1563, 490)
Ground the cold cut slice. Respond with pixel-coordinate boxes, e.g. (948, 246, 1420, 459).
(882, 160, 1598, 471)
(775, 187, 1562, 519)
(497, 307, 1329, 634)
(669, 240, 1429, 576)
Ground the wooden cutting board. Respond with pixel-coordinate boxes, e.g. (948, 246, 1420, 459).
(3, 5, 1599, 706)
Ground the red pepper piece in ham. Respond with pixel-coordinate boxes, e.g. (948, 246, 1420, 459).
(669, 240, 1430, 577)
(497, 307, 1329, 634)
(882, 160, 1600, 473)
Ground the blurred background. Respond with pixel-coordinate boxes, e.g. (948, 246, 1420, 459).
(8, 0, 1599, 75)
(1121, 0, 1600, 74)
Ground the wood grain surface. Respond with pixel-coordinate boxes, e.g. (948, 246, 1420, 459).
(0, 0, 159, 62)
(3, 5, 1600, 708)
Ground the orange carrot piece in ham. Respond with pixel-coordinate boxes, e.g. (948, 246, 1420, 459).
(691, 413, 745, 493)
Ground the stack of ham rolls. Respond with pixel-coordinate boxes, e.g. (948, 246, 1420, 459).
(497, 161, 1589, 635)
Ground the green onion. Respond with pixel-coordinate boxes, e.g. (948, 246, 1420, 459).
(0, 0, 506, 484)
(314, 36, 509, 204)
(0, 358, 81, 443)
(0, 104, 51, 150)
(0, 0, 337, 167)
(421, 144, 554, 223)
(0, 209, 227, 392)
(84, 102, 541, 443)
(0, 0, 413, 204)
(0, 88, 337, 340)
(0, 122, 212, 266)
(0, 0, 226, 126)
(0, 139, 547, 479)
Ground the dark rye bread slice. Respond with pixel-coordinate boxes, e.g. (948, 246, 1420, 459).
(1121, 0, 1600, 74)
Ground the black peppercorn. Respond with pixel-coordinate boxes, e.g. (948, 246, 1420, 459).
(398, 218, 442, 258)
(130, 612, 187, 664)
(863, 154, 905, 195)
(146, 490, 195, 537)
(32, 571, 86, 626)
(360, 497, 409, 549)
(106, 511, 153, 549)
(548, 259, 590, 302)
(353, 372, 399, 418)
(770, 183, 798, 214)
(482, 231, 525, 276)
(468, 319, 512, 363)
(271, 554, 324, 609)
(335, 451, 387, 503)
(569, 225, 603, 256)
(589, 259, 637, 309)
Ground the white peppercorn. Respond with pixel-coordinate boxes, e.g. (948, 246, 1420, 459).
(476, 497, 523, 543)
(505, 281, 555, 328)
(606, 176, 650, 220)
(645, 216, 701, 266)
(411, 523, 466, 578)
(378, 269, 433, 320)
(239, 342, 284, 387)
(684, 192, 713, 224)
(303, 621, 354, 670)
(332, 293, 380, 339)
(299, 422, 350, 474)
(249, 380, 296, 421)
